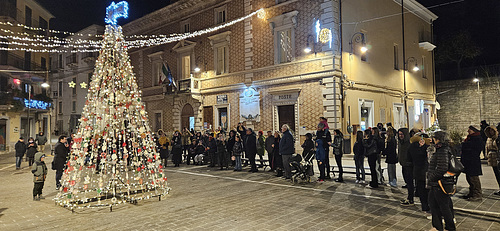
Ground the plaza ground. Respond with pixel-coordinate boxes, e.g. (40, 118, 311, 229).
(0, 151, 499, 231)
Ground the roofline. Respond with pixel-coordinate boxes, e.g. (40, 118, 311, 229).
(394, 0, 438, 23)
(28, 0, 55, 19)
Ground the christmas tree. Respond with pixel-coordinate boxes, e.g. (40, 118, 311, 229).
(54, 2, 169, 210)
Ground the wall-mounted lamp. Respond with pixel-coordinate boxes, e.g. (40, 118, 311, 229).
(405, 57, 419, 72)
(304, 34, 316, 54)
(349, 32, 367, 55)
(194, 56, 207, 73)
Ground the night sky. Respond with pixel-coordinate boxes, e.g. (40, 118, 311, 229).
(35, 0, 499, 80)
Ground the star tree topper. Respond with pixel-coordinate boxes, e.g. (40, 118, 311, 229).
(105, 1, 129, 26)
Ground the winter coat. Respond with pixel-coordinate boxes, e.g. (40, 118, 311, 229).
(32, 152, 47, 183)
(461, 132, 484, 176)
(195, 144, 205, 155)
(216, 139, 226, 155)
(332, 134, 343, 156)
(265, 136, 275, 154)
(157, 136, 170, 159)
(182, 131, 192, 146)
(244, 133, 257, 156)
(15, 141, 26, 157)
(485, 137, 498, 167)
(363, 137, 377, 156)
(237, 126, 247, 137)
(257, 135, 265, 156)
(35, 134, 47, 145)
(407, 136, 430, 181)
(374, 135, 385, 154)
(206, 138, 217, 153)
(279, 130, 295, 155)
(315, 139, 326, 162)
(316, 130, 332, 150)
(232, 141, 243, 156)
(26, 142, 38, 158)
(171, 135, 182, 150)
(53, 141, 69, 171)
(353, 141, 364, 158)
(397, 128, 411, 166)
(301, 139, 314, 156)
(383, 138, 398, 164)
(226, 136, 235, 156)
(427, 142, 452, 187)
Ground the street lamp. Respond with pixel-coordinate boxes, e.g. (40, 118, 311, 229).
(41, 82, 50, 88)
(405, 57, 420, 72)
(304, 34, 315, 54)
(194, 56, 206, 73)
(473, 76, 481, 120)
(349, 32, 367, 55)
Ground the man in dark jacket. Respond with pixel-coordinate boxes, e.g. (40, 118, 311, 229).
(398, 128, 414, 205)
(206, 135, 217, 167)
(15, 137, 26, 170)
(316, 124, 332, 179)
(35, 132, 47, 153)
(427, 131, 455, 231)
(279, 124, 295, 178)
(265, 131, 275, 171)
(461, 126, 485, 201)
(244, 128, 258, 172)
(54, 135, 69, 189)
(408, 133, 430, 211)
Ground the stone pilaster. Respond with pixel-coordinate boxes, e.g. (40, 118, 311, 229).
(244, 0, 253, 84)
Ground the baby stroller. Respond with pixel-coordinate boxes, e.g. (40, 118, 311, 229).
(290, 149, 315, 183)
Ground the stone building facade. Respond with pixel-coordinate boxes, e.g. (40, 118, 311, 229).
(123, 0, 438, 150)
(436, 77, 500, 132)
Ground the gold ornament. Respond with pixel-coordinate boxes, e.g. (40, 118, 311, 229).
(319, 28, 332, 44)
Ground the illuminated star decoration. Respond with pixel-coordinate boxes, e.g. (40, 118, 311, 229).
(80, 82, 88, 89)
(68, 81, 76, 88)
(105, 1, 129, 26)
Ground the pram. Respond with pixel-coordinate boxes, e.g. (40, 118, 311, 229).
(290, 149, 315, 183)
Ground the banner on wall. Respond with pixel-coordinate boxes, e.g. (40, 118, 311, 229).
(239, 87, 260, 122)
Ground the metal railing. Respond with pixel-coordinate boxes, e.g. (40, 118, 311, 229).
(178, 79, 191, 92)
(0, 51, 45, 71)
(66, 54, 77, 65)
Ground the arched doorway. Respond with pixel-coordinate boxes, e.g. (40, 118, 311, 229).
(181, 104, 194, 131)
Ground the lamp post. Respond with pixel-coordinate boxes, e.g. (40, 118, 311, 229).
(473, 77, 481, 120)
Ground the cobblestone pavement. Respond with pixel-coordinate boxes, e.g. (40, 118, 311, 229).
(0, 153, 499, 231)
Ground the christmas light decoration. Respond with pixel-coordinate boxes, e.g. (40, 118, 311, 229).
(319, 28, 331, 44)
(80, 82, 88, 89)
(257, 8, 266, 19)
(68, 81, 76, 88)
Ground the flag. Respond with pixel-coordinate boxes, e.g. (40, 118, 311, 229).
(161, 62, 176, 88)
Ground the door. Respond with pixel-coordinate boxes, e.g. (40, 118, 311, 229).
(203, 106, 213, 130)
(0, 119, 6, 151)
(181, 104, 194, 131)
(218, 107, 228, 130)
(359, 99, 374, 131)
(278, 105, 295, 132)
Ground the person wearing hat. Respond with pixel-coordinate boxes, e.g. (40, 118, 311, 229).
(461, 126, 485, 201)
(15, 137, 26, 170)
(31, 152, 47, 201)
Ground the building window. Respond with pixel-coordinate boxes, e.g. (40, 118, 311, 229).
(180, 19, 190, 33)
(208, 31, 231, 75)
(58, 81, 63, 98)
(393, 44, 399, 70)
(216, 46, 227, 75)
(72, 101, 76, 112)
(214, 5, 227, 24)
(41, 57, 46, 70)
(25, 6, 32, 27)
(88, 72, 92, 84)
(72, 77, 77, 96)
(58, 101, 63, 114)
(278, 29, 293, 64)
(422, 56, 426, 79)
(269, 11, 297, 65)
(58, 54, 63, 68)
(181, 55, 191, 79)
(152, 60, 162, 86)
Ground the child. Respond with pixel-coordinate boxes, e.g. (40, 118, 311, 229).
(32, 152, 47, 201)
(232, 135, 243, 171)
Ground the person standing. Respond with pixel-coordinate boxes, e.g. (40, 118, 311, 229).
(26, 137, 38, 167)
(15, 137, 26, 170)
(206, 135, 217, 167)
(398, 128, 414, 205)
(182, 127, 192, 161)
(302, 133, 315, 177)
(372, 127, 385, 185)
(35, 132, 47, 153)
(480, 120, 489, 160)
(237, 123, 247, 139)
(353, 131, 365, 184)
(315, 129, 327, 182)
(484, 126, 500, 195)
(257, 131, 266, 168)
(383, 127, 398, 187)
(427, 131, 456, 231)
(216, 133, 228, 170)
(265, 131, 275, 171)
(54, 135, 69, 189)
(363, 130, 379, 188)
(226, 130, 236, 167)
(171, 131, 183, 167)
(31, 152, 47, 201)
(232, 135, 244, 171)
(407, 133, 431, 211)
(273, 132, 283, 177)
(461, 126, 485, 201)
(244, 128, 258, 172)
(330, 129, 344, 182)
(280, 124, 295, 179)
(157, 129, 170, 167)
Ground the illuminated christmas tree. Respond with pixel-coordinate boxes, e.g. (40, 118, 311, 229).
(54, 1, 169, 210)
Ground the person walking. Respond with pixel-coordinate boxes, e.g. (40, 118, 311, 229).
(171, 131, 183, 167)
(244, 128, 258, 172)
(461, 126, 485, 201)
(330, 129, 344, 182)
(353, 131, 365, 184)
(15, 137, 26, 170)
(427, 131, 456, 231)
(280, 124, 295, 179)
(363, 130, 379, 188)
(398, 128, 414, 205)
(383, 127, 398, 187)
(31, 152, 47, 201)
(408, 133, 431, 211)
(484, 126, 500, 195)
(26, 137, 38, 167)
(53, 135, 69, 189)
(265, 131, 275, 171)
(257, 131, 266, 168)
(35, 132, 47, 153)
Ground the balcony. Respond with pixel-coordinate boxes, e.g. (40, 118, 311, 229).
(66, 54, 78, 68)
(0, 51, 45, 71)
(418, 31, 436, 52)
(164, 78, 200, 95)
(81, 52, 98, 64)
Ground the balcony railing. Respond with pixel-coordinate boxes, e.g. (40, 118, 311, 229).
(81, 52, 98, 63)
(0, 51, 45, 71)
(66, 54, 77, 67)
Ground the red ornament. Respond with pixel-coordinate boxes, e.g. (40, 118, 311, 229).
(63, 187, 68, 192)
(137, 167, 141, 172)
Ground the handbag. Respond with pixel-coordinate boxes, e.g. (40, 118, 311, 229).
(51, 160, 56, 170)
(448, 153, 464, 176)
